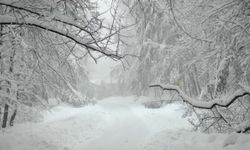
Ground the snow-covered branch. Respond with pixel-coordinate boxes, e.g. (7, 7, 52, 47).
(149, 84, 250, 109)
(236, 120, 250, 133)
(0, 0, 92, 32)
(0, 0, 99, 38)
(150, 84, 250, 132)
(0, 15, 122, 59)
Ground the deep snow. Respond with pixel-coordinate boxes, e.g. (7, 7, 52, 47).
(0, 96, 250, 150)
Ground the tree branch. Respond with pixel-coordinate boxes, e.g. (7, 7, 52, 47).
(0, 15, 122, 59)
(149, 84, 250, 109)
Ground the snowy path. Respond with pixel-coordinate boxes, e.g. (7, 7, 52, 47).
(0, 96, 189, 150)
(1, 96, 250, 150)
(77, 98, 150, 150)
(75, 96, 190, 150)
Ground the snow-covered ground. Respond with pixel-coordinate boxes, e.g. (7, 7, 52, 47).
(0, 96, 250, 150)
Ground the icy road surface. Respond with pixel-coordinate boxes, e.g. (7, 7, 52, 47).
(1, 96, 250, 150)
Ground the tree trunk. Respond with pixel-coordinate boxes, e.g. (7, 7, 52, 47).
(0, 24, 2, 45)
(9, 109, 16, 126)
(2, 104, 9, 128)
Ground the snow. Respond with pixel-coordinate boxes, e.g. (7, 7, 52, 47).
(0, 14, 118, 58)
(1, 96, 250, 150)
(236, 120, 250, 133)
(0, 104, 108, 150)
(143, 130, 250, 150)
(150, 84, 250, 109)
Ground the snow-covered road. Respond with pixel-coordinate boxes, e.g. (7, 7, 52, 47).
(0, 96, 189, 150)
(78, 98, 150, 150)
(1, 96, 250, 150)
(79, 96, 189, 150)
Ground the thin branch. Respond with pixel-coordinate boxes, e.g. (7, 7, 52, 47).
(169, 0, 212, 43)
(0, 15, 122, 59)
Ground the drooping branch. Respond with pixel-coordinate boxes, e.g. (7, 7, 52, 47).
(149, 84, 250, 109)
(0, 15, 122, 59)
(0, 0, 93, 34)
(0, 0, 129, 53)
(150, 83, 250, 132)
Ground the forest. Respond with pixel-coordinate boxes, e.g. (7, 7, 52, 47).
(0, 0, 250, 150)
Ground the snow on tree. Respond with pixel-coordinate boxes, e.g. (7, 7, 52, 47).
(118, 0, 250, 133)
(0, 0, 126, 128)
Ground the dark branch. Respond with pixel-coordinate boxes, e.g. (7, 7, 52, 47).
(0, 15, 122, 59)
(149, 84, 250, 109)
